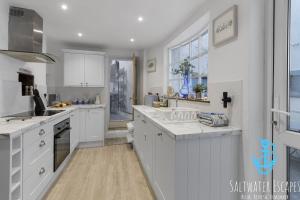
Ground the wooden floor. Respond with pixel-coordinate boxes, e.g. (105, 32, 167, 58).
(44, 144, 154, 200)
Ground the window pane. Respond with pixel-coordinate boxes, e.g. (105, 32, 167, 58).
(200, 31, 209, 55)
(190, 78, 200, 94)
(289, 0, 300, 132)
(170, 47, 180, 65)
(169, 63, 181, 80)
(180, 43, 190, 61)
(190, 58, 200, 77)
(191, 39, 199, 58)
(287, 147, 300, 200)
(199, 54, 208, 76)
(169, 79, 182, 93)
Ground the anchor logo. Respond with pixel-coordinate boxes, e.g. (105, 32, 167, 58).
(252, 138, 277, 175)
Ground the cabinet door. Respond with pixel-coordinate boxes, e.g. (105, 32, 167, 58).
(144, 120, 154, 182)
(79, 109, 87, 142)
(85, 108, 104, 142)
(154, 131, 175, 200)
(64, 53, 85, 86)
(133, 113, 145, 161)
(70, 110, 80, 151)
(84, 54, 105, 87)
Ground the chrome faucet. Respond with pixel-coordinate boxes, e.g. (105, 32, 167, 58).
(174, 92, 180, 107)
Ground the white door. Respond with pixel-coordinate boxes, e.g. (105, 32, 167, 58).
(64, 53, 85, 86)
(84, 54, 105, 87)
(85, 108, 104, 142)
(273, 0, 300, 199)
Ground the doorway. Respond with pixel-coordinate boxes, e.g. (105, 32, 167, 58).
(273, 0, 300, 199)
(109, 59, 135, 129)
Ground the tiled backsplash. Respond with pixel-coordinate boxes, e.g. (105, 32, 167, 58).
(168, 80, 243, 128)
(0, 80, 47, 117)
(48, 86, 104, 102)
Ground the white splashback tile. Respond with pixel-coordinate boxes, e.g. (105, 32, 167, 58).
(169, 80, 243, 128)
(0, 80, 33, 117)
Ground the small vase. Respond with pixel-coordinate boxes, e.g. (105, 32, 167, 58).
(180, 74, 189, 98)
(196, 92, 202, 99)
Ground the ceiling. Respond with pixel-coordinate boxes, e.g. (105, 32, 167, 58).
(9, 0, 206, 49)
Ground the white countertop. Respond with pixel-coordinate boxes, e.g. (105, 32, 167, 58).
(133, 105, 242, 140)
(0, 104, 106, 136)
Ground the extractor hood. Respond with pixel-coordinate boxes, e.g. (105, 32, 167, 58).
(0, 6, 56, 64)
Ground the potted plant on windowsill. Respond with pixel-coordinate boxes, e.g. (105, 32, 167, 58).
(193, 84, 207, 99)
(172, 58, 195, 98)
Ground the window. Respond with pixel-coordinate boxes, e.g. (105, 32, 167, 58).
(168, 29, 209, 97)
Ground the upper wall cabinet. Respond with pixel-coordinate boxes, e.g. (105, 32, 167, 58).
(63, 49, 105, 87)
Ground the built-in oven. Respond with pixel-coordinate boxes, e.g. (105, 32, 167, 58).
(54, 118, 71, 171)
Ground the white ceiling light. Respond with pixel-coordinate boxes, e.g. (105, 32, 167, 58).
(130, 38, 135, 42)
(78, 33, 83, 37)
(138, 16, 144, 22)
(61, 4, 68, 10)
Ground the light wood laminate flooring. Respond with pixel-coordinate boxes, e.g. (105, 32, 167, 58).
(44, 144, 154, 200)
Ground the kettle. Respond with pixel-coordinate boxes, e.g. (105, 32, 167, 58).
(95, 95, 101, 105)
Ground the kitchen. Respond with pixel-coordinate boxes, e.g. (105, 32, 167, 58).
(1, 0, 300, 200)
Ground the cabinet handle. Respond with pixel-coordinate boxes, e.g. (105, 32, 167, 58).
(144, 135, 147, 140)
(39, 129, 45, 136)
(39, 167, 46, 175)
(157, 133, 162, 136)
(39, 140, 46, 147)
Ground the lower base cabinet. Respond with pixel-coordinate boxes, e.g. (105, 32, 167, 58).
(78, 108, 105, 143)
(133, 109, 241, 200)
(70, 110, 80, 152)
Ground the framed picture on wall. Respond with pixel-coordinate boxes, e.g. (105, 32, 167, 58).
(213, 5, 238, 47)
(147, 58, 156, 73)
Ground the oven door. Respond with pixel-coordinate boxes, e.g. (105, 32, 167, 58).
(54, 128, 70, 171)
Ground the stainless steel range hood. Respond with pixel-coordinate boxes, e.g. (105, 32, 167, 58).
(0, 6, 56, 64)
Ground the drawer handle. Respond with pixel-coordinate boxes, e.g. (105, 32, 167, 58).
(39, 167, 46, 175)
(39, 140, 46, 147)
(157, 133, 162, 136)
(39, 129, 45, 136)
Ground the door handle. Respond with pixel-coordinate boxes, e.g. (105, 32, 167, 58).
(39, 167, 46, 175)
(39, 140, 46, 147)
(270, 108, 290, 116)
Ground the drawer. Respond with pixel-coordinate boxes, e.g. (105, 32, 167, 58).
(23, 155, 53, 200)
(23, 144, 53, 181)
(23, 124, 52, 148)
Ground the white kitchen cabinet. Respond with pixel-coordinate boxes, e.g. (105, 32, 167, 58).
(22, 123, 54, 200)
(79, 109, 87, 142)
(0, 133, 23, 200)
(64, 53, 85, 86)
(85, 108, 104, 142)
(70, 110, 80, 152)
(133, 108, 241, 200)
(133, 111, 144, 161)
(78, 108, 105, 144)
(153, 131, 175, 200)
(84, 54, 105, 87)
(63, 49, 105, 87)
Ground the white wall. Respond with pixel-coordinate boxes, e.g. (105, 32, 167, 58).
(143, 0, 268, 193)
(0, 0, 47, 116)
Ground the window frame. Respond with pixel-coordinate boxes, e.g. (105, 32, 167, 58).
(167, 27, 209, 95)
